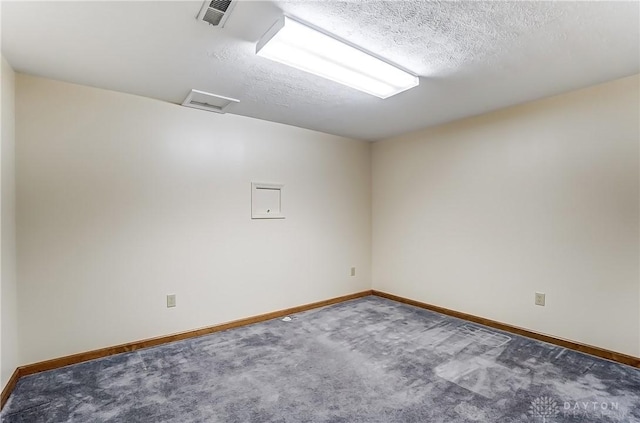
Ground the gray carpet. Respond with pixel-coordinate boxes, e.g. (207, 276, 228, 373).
(2, 296, 639, 422)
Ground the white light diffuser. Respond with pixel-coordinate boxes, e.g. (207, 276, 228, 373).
(256, 16, 419, 99)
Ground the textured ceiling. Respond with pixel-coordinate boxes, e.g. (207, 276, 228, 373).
(2, 1, 639, 140)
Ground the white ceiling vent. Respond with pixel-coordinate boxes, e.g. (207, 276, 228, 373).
(182, 89, 239, 114)
(197, 0, 236, 27)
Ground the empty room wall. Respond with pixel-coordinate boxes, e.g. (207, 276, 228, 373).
(372, 74, 640, 356)
(16, 74, 372, 365)
(1, 56, 18, 389)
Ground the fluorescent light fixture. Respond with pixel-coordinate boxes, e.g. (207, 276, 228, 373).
(256, 16, 419, 99)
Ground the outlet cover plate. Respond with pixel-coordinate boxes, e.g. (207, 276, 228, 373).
(167, 294, 177, 308)
(535, 292, 545, 306)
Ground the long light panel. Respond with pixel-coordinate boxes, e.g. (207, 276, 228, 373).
(256, 16, 419, 99)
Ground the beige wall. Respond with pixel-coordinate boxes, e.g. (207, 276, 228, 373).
(9, 71, 640, 368)
(1, 56, 18, 389)
(372, 74, 640, 356)
(16, 74, 372, 364)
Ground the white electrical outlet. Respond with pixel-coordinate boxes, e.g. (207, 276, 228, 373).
(167, 294, 176, 308)
(535, 292, 545, 306)
(350, 267, 356, 277)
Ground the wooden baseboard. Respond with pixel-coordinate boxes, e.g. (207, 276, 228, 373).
(1, 290, 372, 410)
(0, 368, 20, 410)
(372, 290, 640, 368)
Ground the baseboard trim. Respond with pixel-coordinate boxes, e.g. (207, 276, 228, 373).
(372, 290, 640, 368)
(0, 368, 20, 410)
(1, 290, 372, 410)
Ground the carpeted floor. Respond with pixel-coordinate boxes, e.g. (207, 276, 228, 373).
(3, 296, 639, 422)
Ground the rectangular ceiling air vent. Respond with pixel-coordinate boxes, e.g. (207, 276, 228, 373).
(182, 89, 240, 114)
(197, 0, 236, 27)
